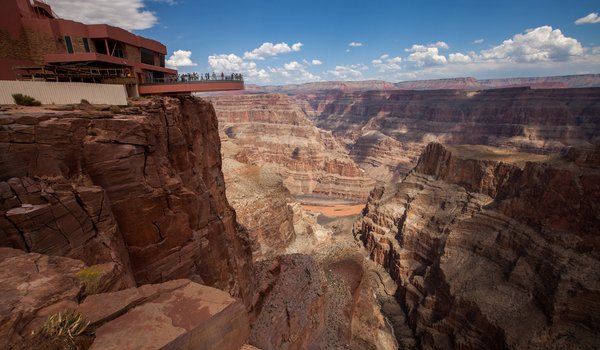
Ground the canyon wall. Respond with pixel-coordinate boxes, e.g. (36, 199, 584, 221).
(300, 87, 600, 181)
(0, 98, 254, 302)
(355, 143, 600, 349)
(208, 94, 375, 200)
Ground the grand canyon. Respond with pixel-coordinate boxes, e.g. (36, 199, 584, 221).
(1, 73, 598, 349)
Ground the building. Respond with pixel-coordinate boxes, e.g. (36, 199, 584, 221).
(0, 0, 243, 97)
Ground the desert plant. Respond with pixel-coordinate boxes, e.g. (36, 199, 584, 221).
(80, 99, 90, 105)
(12, 93, 41, 106)
(109, 105, 121, 114)
(40, 310, 89, 340)
(75, 265, 104, 294)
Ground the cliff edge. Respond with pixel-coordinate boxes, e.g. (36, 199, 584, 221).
(356, 142, 600, 349)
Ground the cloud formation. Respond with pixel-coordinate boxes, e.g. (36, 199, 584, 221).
(479, 26, 583, 62)
(284, 61, 303, 71)
(243, 42, 303, 60)
(448, 52, 472, 63)
(166, 50, 197, 68)
(349, 42, 364, 47)
(311, 59, 323, 65)
(327, 65, 364, 80)
(575, 12, 600, 25)
(368, 26, 599, 82)
(372, 54, 403, 72)
(44, 0, 157, 30)
(406, 43, 448, 66)
(473, 38, 484, 44)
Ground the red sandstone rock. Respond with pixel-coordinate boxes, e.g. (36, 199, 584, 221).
(208, 94, 375, 200)
(249, 254, 327, 350)
(0, 247, 84, 347)
(0, 97, 254, 304)
(355, 143, 600, 349)
(78, 279, 250, 350)
(300, 87, 600, 181)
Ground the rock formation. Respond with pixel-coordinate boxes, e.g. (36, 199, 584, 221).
(209, 94, 375, 200)
(246, 74, 600, 94)
(221, 135, 337, 262)
(355, 143, 600, 349)
(0, 97, 254, 302)
(79, 279, 249, 350)
(0, 247, 250, 350)
(301, 87, 600, 181)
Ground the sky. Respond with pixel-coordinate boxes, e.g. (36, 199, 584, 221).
(45, 0, 600, 85)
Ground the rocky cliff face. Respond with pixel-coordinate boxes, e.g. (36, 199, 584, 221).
(0, 247, 250, 350)
(301, 87, 600, 181)
(0, 98, 253, 302)
(208, 94, 375, 200)
(355, 143, 600, 349)
(392, 74, 600, 90)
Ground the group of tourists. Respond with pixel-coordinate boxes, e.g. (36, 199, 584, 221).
(176, 72, 243, 82)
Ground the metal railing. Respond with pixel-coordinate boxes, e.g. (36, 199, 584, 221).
(14, 65, 135, 83)
(143, 74, 244, 85)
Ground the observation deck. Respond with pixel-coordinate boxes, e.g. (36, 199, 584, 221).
(139, 76, 244, 95)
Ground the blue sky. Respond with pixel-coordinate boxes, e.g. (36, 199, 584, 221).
(46, 0, 600, 85)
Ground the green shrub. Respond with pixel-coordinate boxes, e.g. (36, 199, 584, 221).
(109, 105, 121, 114)
(75, 265, 104, 295)
(80, 99, 90, 105)
(12, 93, 41, 106)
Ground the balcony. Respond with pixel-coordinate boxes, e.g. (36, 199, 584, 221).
(138, 76, 244, 95)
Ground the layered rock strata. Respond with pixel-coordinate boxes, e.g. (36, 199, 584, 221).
(355, 143, 600, 349)
(79, 279, 249, 350)
(209, 94, 375, 200)
(302, 87, 600, 181)
(0, 98, 253, 302)
(0, 248, 249, 350)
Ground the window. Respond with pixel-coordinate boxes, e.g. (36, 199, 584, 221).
(159, 54, 165, 68)
(93, 39, 107, 54)
(140, 48, 155, 65)
(83, 38, 90, 52)
(64, 36, 74, 53)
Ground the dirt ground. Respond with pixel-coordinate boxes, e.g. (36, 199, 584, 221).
(301, 203, 365, 217)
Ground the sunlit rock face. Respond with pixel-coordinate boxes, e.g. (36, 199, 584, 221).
(208, 93, 376, 200)
(355, 143, 600, 350)
(298, 87, 600, 182)
(0, 97, 254, 303)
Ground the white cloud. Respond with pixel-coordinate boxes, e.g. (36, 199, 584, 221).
(243, 42, 303, 60)
(311, 59, 323, 65)
(479, 26, 583, 62)
(349, 42, 364, 47)
(151, 0, 177, 4)
(373, 26, 599, 82)
(327, 65, 364, 80)
(166, 50, 197, 68)
(448, 52, 472, 63)
(406, 45, 447, 66)
(269, 64, 322, 83)
(473, 38, 484, 44)
(432, 41, 449, 49)
(207, 53, 249, 71)
(284, 61, 303, 70)
(207, 53, 271, 81)
(44, 0, 157, 30)
(372, 54, 403, 72)
(575, 13, 600, 25)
